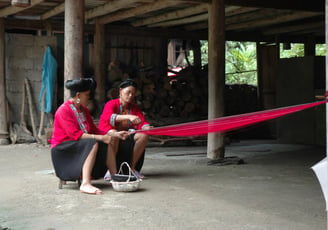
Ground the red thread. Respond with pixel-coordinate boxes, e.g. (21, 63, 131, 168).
(138, 100, 327, 137)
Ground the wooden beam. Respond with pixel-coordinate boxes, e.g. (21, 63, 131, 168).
(183, 6, 259, 31)
(262, 21, 324, 36)
(148, 13, 208, 27)
(225, 0, 324, 12)
(40, 2, 64, 20)
(0, 0, 44, 17)
(0, 17, 9, 144)
(64, 0, 84, 101)
(226, 11, 322, 31)
(98, 0, 178, 24)
(85, 0, 142, 20)
(4, 18, 95, 33)
(207, 0, 225, 159)
(132, 4, 208, 27)
(94, 19, 105, 105)
(147, 5, 259, 28)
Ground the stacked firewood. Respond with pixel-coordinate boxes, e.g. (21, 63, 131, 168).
(106, 60, 258, 126)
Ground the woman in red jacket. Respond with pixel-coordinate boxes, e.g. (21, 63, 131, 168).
(98, 79, 152, 179)
(51, 78, 128, 195)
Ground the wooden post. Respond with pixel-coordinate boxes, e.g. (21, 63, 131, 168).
(0, 18, 9, 145)
(325, 1, 328, 228)
(64, 0, 84, 101)
(304, 35, 316, 56)
(94, 19, 105, 106)
(193, 40, 201, 67)
(207, 0, 225, 159)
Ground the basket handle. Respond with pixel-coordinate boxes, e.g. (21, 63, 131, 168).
(117, 162, 138, 182)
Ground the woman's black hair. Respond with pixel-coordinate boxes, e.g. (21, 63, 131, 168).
(65, 78, 97, 97)
(119, 78, 137, 89)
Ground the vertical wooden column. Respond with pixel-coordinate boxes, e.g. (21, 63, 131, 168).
(193, 40, 201, 67)
(304, 36, 316, 56)
(94, 20, 105, 106)
(64, 0, 84, 101)
(325, 1, 328, 228)
(207, 0, 225, 159)
(0, 18, 9, 145)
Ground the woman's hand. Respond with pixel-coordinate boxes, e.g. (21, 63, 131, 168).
(114, 131, 129, 140)
(143, 125, 154, 130)
(107, 129, 129, 140)
(129, 115, 141, 124)
(101, 134, 112, 144)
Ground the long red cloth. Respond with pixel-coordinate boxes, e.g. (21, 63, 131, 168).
(137, 100, 327, 136)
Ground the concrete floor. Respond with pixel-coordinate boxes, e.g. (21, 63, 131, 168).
(0, 139, 326, 230)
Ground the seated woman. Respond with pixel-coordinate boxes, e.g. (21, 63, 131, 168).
(51, 78, 128, 195)
(98, 79, 151, 179)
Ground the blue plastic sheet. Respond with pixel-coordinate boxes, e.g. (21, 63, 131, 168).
(39, 46, 57, 113)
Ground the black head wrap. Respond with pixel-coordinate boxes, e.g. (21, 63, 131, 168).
(65, 78, 97, 97)
(119, 78, 137, 89)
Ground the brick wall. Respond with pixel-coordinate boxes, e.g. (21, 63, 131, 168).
(5, 33, 57, 136)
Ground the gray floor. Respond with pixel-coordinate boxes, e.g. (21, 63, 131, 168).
(0, 140, 326, 230)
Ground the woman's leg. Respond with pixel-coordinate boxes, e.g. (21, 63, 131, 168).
(131, 133, 148, 171)
(80, 142, 103, 195)
(106, 137, 120, 174)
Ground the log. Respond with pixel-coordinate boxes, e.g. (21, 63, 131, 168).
(20, 81, 32, 135)
(37, 88, 46, 143)
(24, 78, 38, 142)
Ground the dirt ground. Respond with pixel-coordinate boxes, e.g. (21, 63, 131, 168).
(0, 139, 326, 230)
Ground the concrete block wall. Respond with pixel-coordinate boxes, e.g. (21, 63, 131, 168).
(5, 33, 57, 136)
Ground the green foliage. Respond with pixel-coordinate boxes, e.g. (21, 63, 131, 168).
(200, 40, 257, 85)
(316, 44, 326, 56)
(280, 43, 304, 58)
(225, 41, 257, 85)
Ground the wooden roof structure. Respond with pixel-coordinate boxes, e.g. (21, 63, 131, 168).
(1, 0, 325, 43)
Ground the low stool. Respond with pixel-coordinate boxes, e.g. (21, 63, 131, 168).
(58, 179, 81, 189)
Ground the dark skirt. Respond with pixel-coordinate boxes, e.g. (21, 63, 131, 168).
(115, 134, 145, 174)
(51, 139, 108, 181)
(51, 136, 145, 180)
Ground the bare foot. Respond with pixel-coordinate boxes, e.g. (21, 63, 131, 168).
(80, 183, 103, 195)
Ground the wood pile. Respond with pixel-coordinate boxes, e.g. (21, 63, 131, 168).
(106, 60, 258, 127)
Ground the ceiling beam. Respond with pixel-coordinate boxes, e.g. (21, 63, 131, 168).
(148, 13, 208, 27)
(4, 18, 95, 33)
(262, 21, 324, 36)
(0, 0, 44, 17)
(225, 0, 324, 12)
(132, 4, 208, 27)
(40, 2, 64, 20)
(85, 0, 142, 20)
(146, 5, 259, 28)
(226, 11, 322, 31)
(98, 0, 178, 24)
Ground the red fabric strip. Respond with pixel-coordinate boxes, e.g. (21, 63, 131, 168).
(138, 100, 327, 137)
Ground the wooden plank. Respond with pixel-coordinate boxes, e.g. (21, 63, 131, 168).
(132, 4, 208, 27)
(40, 2, 64, 20)
(148, 13, 208, 27)
(98, 0, 178, 24)
(263, 21, 324, 36)
(226, 0, 324, 12)
(226, 11, 322, 31)
(85, 0, 142, 20)
(0, 0, 44, 17)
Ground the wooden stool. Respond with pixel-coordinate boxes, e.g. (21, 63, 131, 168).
(58, 179, 81, 189)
